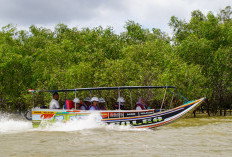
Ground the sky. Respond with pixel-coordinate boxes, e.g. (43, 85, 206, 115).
(0, 0, 231, 35)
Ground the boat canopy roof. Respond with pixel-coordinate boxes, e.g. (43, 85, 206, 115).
(29, 86, 176, 93)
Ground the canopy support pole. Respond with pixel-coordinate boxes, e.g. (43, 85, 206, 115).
(169, 91, 175, 109)
(33, 91, 35, 107)
(64, 92, 67, 109)
(89, 90, 92, 106)
(89, 90, 92, 98)
(160, 86, 167, 111)
(129, 89, 133, 110)
(75, 90, 77, 110)
(118, 88, 121, 110)
(176, 91, 188, 103)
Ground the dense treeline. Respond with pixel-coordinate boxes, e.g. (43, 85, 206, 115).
(0, 6, 231, 115)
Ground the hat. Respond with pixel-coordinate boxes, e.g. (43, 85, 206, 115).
(91, 97, 99, 102)
(99, 97, 105, 103)
(73, 98, 80, 103)
(84, 97, 91, 102)
(117, 97, 125, 103)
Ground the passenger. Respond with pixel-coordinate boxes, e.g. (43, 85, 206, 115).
(89, 97, 99, 110)
(136, 97, 147, 110)
(114, 97, 125, 110)
(98, 98, 107, 110)
(49, 92, 60, 109)
(81, 97, 91, 110)
(73, 98, 81, 110)
(40, 104, 48, 109)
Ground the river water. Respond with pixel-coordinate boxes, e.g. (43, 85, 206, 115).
(0, 113, 232, 157)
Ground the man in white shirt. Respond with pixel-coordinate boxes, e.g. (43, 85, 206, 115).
(49, 92, 60, 109)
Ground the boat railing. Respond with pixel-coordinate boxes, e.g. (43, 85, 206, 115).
(32, 108, 155, 119)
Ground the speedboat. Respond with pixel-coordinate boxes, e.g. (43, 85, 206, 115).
(26, 86, 205, 128)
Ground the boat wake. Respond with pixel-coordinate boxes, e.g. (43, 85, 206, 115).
(0, 112, 148, 134)
(0, 113, 32, 134)
(37, 113, 104, 132)
(36, 113, 148, 132)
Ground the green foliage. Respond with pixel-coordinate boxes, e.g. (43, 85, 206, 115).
(170, 6, 232, 115)
(0, 6, 231, 113)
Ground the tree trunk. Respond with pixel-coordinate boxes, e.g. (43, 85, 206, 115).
(223, 100, 227, 116)
(220, 106, 222, 116)
(205, 99, 210, 116)
(230, 103, 232, 115)
(201, 105, 204, 113)
(193, 110, 196, 118)
(224, 104, 227, 116)
(213, 103, 218, 116)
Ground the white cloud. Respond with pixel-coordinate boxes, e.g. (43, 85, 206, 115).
(0, 0, 231, 34)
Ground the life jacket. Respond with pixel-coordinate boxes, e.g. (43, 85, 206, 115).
(99, 105, 106, 110)
(136, 104, 147, 110)
(114, 104, 125, 110)
(89, 105, 99, 110)
(65, 100, 74, 109)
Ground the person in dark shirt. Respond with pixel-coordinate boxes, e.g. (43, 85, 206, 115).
(114, 97, 125, 110)
(98, 98, 107, 110)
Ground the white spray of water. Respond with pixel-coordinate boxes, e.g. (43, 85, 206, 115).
(0, 113, 32, 134)
(105, 123, 150, 132)
(36, 112, 149, 132)
(0, 112, 149, 133)
(38, 113, 104, 132)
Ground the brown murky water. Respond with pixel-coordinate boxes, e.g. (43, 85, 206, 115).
(0, 113, 232, 157)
